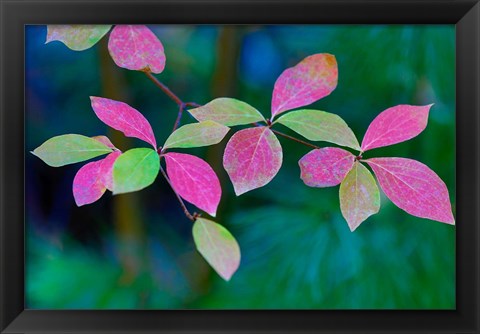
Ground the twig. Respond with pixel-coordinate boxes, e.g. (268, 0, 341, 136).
(144, 71, 183, 106)
(159, 165, 196, 222)
(184, 102, 201, 108)
(172, 103, 184, 133)
(270, 129, 320, 150)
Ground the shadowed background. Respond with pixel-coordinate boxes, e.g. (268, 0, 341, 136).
(25, 25, 455, 309)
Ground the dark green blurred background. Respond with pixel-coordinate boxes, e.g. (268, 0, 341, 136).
(25, 25, 455, 309)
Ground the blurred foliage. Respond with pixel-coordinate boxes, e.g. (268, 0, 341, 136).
(26, 25, 455, 309)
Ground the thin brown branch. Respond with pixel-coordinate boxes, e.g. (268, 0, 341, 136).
(144, 71, 183, 106)
(270, 129, 320, 150)
(159, 165, 196, 222)
(184, 102, 201, 108)
(172, 103, 184, 133)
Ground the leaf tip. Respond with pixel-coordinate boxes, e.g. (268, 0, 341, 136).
(233, 185, 248, 196)
(348, 223, 359, 232)
(220, 271, 234, 282)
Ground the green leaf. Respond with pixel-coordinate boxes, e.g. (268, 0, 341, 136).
(275, 109, 360, 150)
(188, 98, 266, 126)
(339, 161, 380, 231)
(46, 25, 112, 51)
(192, 218, 241, 281)
(112, 148, 160, 194)
(163, 121, 230, 149)
(32, 134, 113, 167)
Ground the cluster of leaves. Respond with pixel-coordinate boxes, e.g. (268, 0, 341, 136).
(189, 59, 454, 231)
(33, 24, 454, 281)
(37, 25, 239, 281)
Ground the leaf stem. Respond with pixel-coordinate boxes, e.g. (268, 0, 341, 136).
(172, 103, 184, 133)
(271, 129, 321, 150)
(145, 72, 321, 152)
(184, 102, 201, 108)
(159, 165, 196, 222)
(144, 71, 183, 106)
(144, 72, 201, 135)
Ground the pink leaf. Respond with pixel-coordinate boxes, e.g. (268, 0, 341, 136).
(99, 151, 122, 191)
(72, 160, 106, 206)
(164, 152, 221, 217)
(365, 157, 454, 224)
(299, 147, 355, 187)
(223, 127, 282, 195)
(90, 97, 157, 148)
(92, 135, 118, 150)
(361, 104, 433, 152)
(107, 25, 166, 74)
(271, 53, 338, 118)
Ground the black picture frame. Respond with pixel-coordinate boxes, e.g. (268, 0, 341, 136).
(1, 0, 479, 333)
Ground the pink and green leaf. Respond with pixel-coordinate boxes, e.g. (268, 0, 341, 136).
(339, 161, 380, 231)
(32, 134, 113, 167)
(90, 97, 157, 148)
(112, 148, 159, 195)
(188, 98, 266, 126)
(271, 53, 338, 118)
(361, 104, 433, 152)
(72, 159, 107, 206)
(164, 152, 221, 217)
(46, 25, 111, 51)
(365, 157, 454, 224)
(92, 136, 118, 150)
(192, 218, 241, 281)
(163, 121, 230, 149)
(223, 126, 282, 195)
(276, 109, 360, 150)
(98, 151, 122, 191)
(108, 25, 166, 74)
(299, 147, 355, 187)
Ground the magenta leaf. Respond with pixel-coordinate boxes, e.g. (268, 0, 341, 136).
(164, 152, 221, 217)
(72, 159, 106, 206)
(108, 25, 166, 74)
(271, 53, 338, 118)
(99, 151, 122, 191)
(90, 97, 157, 148)
(299, 147, 355, 187)
(361, 104, 433, 152)
(365, 157, 454, 224)
(223, 127, 282, 195)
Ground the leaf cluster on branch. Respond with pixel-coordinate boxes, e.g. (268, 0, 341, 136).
(33, 25, 455, 281)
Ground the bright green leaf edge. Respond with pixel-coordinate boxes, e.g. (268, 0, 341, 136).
(112, 148, 160, 195)
(275, 109, 361, 151)
(163, 120, 230, 149)
(32, 134, 113, 167)
(188, 97, 266, 126)
(46, 25, 112, 51)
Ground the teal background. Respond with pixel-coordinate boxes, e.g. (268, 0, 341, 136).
(25, 25, 455, 309)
